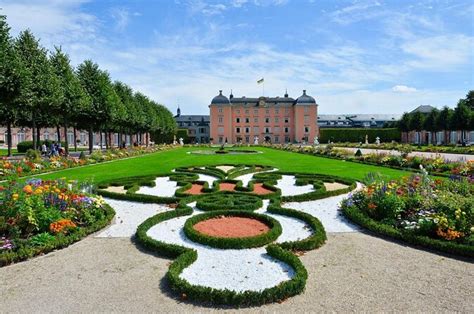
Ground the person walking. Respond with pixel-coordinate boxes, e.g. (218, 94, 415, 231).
(41, 143, 47, 156)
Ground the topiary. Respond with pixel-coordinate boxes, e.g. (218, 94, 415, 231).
(355, 149, 363, 157)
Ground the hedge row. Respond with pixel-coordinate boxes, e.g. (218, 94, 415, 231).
(195, 193, 263, 211)
(342, 205, 474, 258)
(0, 204, 115, 266)
(267, 204, 327, 251)
(319, 128, 401, 143)
(135, 202, 313, 306)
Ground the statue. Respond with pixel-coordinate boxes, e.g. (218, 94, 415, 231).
(375, 137, 380, 145)
(254, 136, 259, 145)
(179, 137, 184, 146)
(313, 136, 319, 146)
(173, 135, 177, 145)
(365, 134, 369, 145)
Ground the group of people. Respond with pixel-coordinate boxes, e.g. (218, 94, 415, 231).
(41, 142, 64, 157)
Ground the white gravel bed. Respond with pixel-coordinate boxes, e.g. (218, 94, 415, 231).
(216, 165, 235, 173)
(234, 173, 254, 187)
(197, 174, 218, 185)
(277, 175, 313, 196)
(283, 183, 363, 233)
(96, 198, 171, 238)
(136, 177, 177, 197)
(146, 201, 296, 292)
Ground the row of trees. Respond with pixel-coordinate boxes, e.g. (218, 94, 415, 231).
(398, 91, 474, 144)
(0, 15, 176, 156)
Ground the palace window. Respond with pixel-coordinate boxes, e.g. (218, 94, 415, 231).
(245, 136, 250, 143)
(304, 126, 310, 133)
(285, 108, 289, 114)
(304, 106, 309, 113)
(254, 117, 258, 123)
(275, 117, 279, 123)
(266, 109, 270, 114)
(218, 117, 223, 123)
(254, 109, 258, 115)
(245, 109, 249, 114)
(236, 117, 240, 123)
(218, 108, 223, 113)
(236, 127, 241, 133)
(245, 127, 250, 133)
(218, 127, 224, 134)
(285, 136, 290, 143)
(284, 127, 289, 133)
(265, 117, 270, 123)
(274, 126, 280, 133)
(275, 109, 279, 114)
(245, 117, 250, 123)
(284, 117, 289, 123)
(274, 136, 279, 143)
(265, 127, 271, 133)
(304, 115, 309, 123)
(253, 126, 259, 133)
(236, 109, 240, 114)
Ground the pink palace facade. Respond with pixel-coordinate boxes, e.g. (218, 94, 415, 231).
(209, 90, 319, 144)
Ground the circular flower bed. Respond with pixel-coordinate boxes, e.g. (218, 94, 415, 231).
(193, 216, 270, 238)
(184, 211, 282, 249)
(0, 178, 114, 266)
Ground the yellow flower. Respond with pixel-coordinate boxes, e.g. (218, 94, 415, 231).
(12, 193, 19, 201)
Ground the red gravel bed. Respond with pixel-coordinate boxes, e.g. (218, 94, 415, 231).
(193, 216, 270, 238)
(252, 183, 273, 195)
(219, 183, 236, 191)
(185, 184, 204, 195)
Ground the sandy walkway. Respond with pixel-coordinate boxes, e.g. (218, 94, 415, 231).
(0, 233, 472, 312)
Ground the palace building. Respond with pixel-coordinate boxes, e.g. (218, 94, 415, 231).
(209, 90, 319, 144)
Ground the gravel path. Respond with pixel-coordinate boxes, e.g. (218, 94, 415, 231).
(1, 234, 471, 312)
(136, 177, 178, 197)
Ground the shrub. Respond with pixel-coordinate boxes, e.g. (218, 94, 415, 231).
(319, 128, 401, 143)
(25, 149, 41, 161)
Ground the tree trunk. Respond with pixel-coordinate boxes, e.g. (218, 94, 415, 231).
(56, 126, 61, 144)
(99, 131, 103, 150)
(146, 132, 149, 147)
(32, 118, 36, 150)
(7, 122, 12, 157)
(63, 123, 69, 156)
(88, 128, 93, 154)
(73, 127, 78, 152)
(118, 132, 122, 148)
(36, 127, 41, 147)
(104, 128, 109, 150)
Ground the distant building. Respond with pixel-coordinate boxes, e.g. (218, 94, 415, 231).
(317, 114, 401, 128)
(174, 107, 210, 143)
(209, 90, 319, 144)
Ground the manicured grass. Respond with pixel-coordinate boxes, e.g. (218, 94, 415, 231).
(32, 146, 412, 183)
(0, 148, 18, 156)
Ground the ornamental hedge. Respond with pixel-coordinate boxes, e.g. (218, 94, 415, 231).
(195, 193, 263, 211)
(319, 128, 401, 143)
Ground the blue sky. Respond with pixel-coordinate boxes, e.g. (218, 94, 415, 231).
(1, 0, 473, 115)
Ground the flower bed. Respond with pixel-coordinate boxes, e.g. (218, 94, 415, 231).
(333, 142, 474, 155)
(0, 145, 175, 180)
(0, 178, 114, 266)
(270, 144, 474, 179)
(340, 172, 474, 257)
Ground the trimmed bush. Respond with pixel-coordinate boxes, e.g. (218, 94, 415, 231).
(196, 193, 262, 211)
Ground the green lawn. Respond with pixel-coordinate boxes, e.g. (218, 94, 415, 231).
(0, 148, 18, 156)
(33, 146, 412, 183)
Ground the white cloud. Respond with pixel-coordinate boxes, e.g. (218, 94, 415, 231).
(392, 85, 417, 93)
(401, 35, 474, 70)
(110, 7, 138, 32)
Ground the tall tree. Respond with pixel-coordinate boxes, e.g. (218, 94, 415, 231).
(452, 100, 471, 144)
(0, 15, 24, 156)
(50, 47, 89, 155)
(76, 60, 116, 153)
(423, 109, 439, 144)
(436, 106, 453, 144)
(409, 111, 425, 144)
(14, 30, 60, 150)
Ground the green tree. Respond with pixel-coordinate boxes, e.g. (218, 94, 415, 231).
(14, 30, 61, 150)
(452, 100, 471, 144)
(0, 15, 24, 156)
(50, 47, 90, 155)
(408, 111, 425, 144)
(423, 109, 439, 144)
(435, 106, 453, 144)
